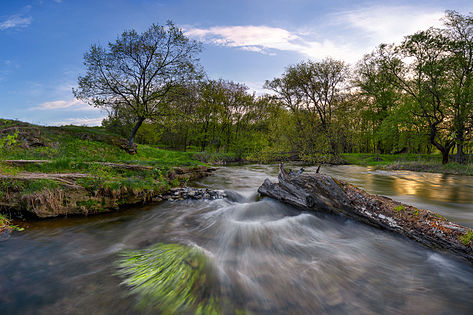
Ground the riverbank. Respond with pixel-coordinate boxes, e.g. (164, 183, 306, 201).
(342, 153, 473, 176)
(0, 119, 213, 223)
(191, 150, 473, 176)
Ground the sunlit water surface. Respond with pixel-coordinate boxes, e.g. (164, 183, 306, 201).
(1, 165, 473, 314)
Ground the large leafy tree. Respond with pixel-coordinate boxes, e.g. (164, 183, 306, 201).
(265, 58, 348, 159)
(443, 11, 473, 162)
(377, 31, 456, 164)
(74, 21, 201, 152)
(354, 47, 401, 155)
(375, 12, 473, 164)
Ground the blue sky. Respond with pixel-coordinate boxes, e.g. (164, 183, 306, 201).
(1, 0, 473, 126)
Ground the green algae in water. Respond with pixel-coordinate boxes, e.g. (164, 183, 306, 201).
(117, 243, 221, 314)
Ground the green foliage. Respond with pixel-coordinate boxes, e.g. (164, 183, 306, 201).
(0, 162, 20, 175)
(395, 205, 405, 212)
(0, 213, 24, 232)
(0, 131, 18, 147)
(0, 179, 26, 193)
(265, 58, 348, 158)
(0, 131, 19, 159)
(117, 243, 221, 313)
(460, 230, 473, 246)
(74, 21, 202, 147)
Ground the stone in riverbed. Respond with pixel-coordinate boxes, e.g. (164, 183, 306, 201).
(160, 187, 226, 202)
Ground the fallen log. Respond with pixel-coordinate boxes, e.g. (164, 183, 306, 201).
(3, 160, 154, 170)
(3, 160, 51, 165)
(258, 164, 473, 264)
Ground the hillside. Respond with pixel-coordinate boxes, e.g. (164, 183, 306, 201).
(0, 119, 211, 227)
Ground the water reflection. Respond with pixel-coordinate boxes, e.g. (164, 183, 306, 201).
(315, 165, 473, 227)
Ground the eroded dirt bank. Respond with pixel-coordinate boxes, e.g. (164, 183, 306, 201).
(0, 164, 215, 218)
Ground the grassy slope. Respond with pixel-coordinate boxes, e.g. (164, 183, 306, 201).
(342, 153, 473, 176)
(0, 120, 200, 167)
(0, 119, 206, 219)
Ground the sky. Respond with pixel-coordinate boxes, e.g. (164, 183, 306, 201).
(1, 0, 473, 126)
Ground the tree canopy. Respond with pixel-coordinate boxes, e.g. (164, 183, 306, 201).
(74, 21, 202, 152)
(81, 11, 473, 164)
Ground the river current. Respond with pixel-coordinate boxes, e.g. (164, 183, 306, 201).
(1, 164, 473, 314)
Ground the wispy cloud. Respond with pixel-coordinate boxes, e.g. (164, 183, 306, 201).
(333, 5, 444, 45)
(185, 5, 446, 63)
(32, 99, 95, 111)
(186, 25, 357, 61)
(0, 15, 32, 30)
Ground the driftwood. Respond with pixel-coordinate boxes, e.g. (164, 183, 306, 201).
(258, 164, 473, 264)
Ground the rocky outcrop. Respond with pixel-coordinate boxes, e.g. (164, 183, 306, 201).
(258, 164, 473, 265)
(0, 126, 46, 148)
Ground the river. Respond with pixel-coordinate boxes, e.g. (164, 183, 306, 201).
(1, 165, 473, 314)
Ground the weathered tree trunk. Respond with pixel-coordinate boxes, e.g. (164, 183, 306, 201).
(258, 164, 473, 264)
(455, 141, 466, 164)
(127, 117, 144, 154)
(441, 149, 449, 164)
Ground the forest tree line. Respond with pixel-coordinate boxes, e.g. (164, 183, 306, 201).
(75, 12, 473, 164)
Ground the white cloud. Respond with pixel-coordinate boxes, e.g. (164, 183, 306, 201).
(186, 25, 358, 62)
(185, 5, 446, 63)
(187, 25, 299, 50)
(0, 15, 32, 30)
(49, 117, 105, 127)
(32, 99, 96, 111)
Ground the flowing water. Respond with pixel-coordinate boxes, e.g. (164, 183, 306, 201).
(1, 165, 473, 314)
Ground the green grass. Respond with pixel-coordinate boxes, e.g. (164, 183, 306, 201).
(0, 119, 207, 205)
(342, 153, 442, 166)
(342, 153, 473, 175)
(460, 230, 473, 246)
(0, 178, 60, 195)
(0, 120, 202, 168)
(0, 120, 201, 168)
(395, 205, 405, 212)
